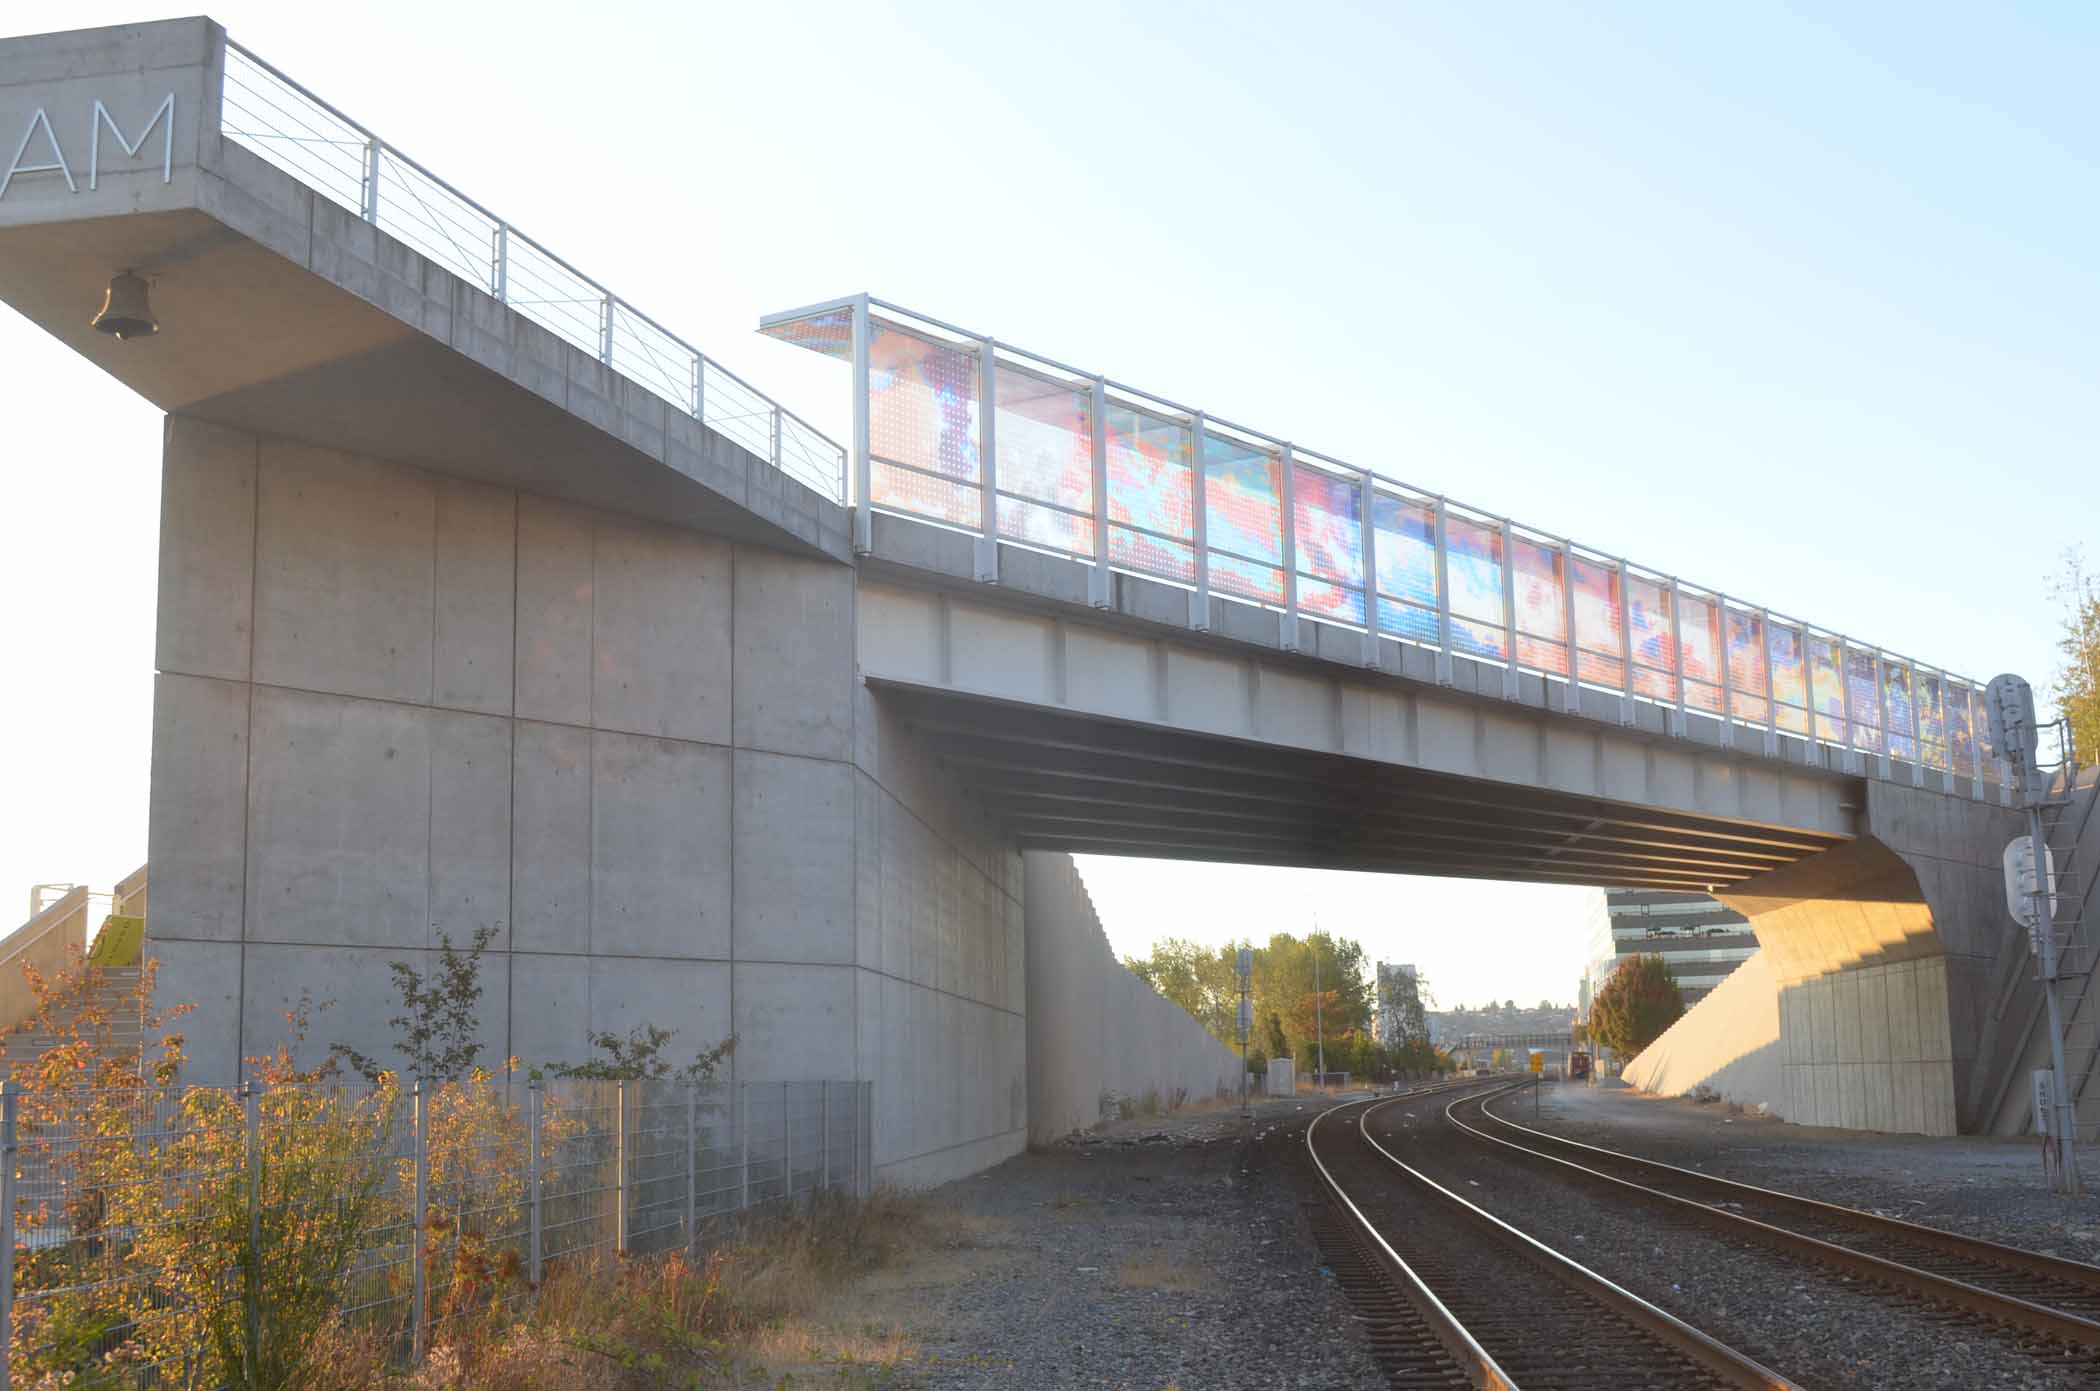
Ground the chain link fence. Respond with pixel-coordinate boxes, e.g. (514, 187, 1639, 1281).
(0, 1076, 871, 1389)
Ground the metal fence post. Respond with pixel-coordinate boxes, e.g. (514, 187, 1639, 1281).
(411, 1078, 429, 1363)
(599, 296, 615, 366)
(527, 1081, 543, 1286)
(771, 405, 784, 470)
(614, 1081, 629, 1256)
(738, 1082, 750, 1212)
(821, 1080, 832, 1192)
(360, 136, 381, 221)
(684, 1086, 697, 1250)
(492, 223, 509, 302)
(243, 1080, 261, 1377)
(2, 1081, 19, 1391)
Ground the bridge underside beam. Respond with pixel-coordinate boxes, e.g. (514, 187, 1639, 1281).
(879, 685, 1846, 891)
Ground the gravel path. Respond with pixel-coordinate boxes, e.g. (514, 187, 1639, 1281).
(1366, 1086, 2099, 1389)
(782, 1096, 1388, 1389)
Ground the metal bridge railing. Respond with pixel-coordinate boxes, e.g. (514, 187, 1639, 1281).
(216, 40, 846, 504)
(764, 293, 2015, 798)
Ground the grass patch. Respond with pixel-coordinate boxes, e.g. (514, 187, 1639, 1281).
(297, 1189, 941, 1389)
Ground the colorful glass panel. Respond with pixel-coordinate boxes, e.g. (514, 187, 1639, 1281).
(1768, 623, 1809, 734)
(994, 362, 1092, 554)
(1916, 671, 1947, 769)
(1510, 537, 1568, 676)
(1569, 556, 1624, 686)
(758, 306, 854, 360)
(1105, 404, 1193, 583)
(1846, 646, 1883, 753)
(1947, 684, 1976, 774)
(1726, 608, 1768, 724)
(1203, 432, 1284, 606)
(1807, 635, 1845, 743)
(1371, 492, 1438, 643)
(869, 323, 977, 481)
(1678, 592, 1723, 714)
(1883, 663, 1916, 763)
(1292, 464, 1365, 626)
(1626, 575, 1675, 700)
(1445, 515, 1505, 631)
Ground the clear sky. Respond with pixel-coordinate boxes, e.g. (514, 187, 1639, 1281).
(1, 2, 2092, 1006)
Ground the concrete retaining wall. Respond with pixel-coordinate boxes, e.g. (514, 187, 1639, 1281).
(1622, 949, 1784, 1112)
(0, 886, 91, 1031)
(1023, 852, 1241, 1143)
(146, 415, 1024, 1188)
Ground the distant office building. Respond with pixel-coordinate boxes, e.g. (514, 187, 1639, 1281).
(1581, 889, 1758, 1012)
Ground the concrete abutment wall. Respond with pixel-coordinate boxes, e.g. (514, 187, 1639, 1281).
(146, 414, 1027, 1186)
(1022, 851, 1243, 1143)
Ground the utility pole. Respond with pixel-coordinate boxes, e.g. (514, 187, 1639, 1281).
(1313, 921, 1326, 1087)
(1237, 945, 1253, 1116)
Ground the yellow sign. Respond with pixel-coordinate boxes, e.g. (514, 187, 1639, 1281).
(1529, 1052, 1545, 1073)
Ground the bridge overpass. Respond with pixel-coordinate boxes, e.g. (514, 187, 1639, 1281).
(0, 18, 2085, 1162)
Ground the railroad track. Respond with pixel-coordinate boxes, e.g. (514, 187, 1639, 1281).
(1449, 1083, 2100, 1356)
(1303, 1084, 1798, 1389)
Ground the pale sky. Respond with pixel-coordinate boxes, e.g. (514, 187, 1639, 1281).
(1, 2, 2093, 1007)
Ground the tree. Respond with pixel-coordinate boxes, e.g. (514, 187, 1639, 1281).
(1589, 954, 1685, 1057)
(1263, 1011, 1289, 1064)
(2051, 549, 2099, 765)
(331, 925, 495, 1084)
(1124, 937, 1238, 1043)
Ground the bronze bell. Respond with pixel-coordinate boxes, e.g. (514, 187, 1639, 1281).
(91, 271, 157, 340)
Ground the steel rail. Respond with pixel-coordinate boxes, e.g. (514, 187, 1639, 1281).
(1303, 1085, 1517, 1389)
(1341, 1090, 1800, 1389)
(1448, 1084, 2100, 1350)
(1475, 1088, 2100, 1316)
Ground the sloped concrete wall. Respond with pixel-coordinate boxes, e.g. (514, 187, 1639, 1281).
(1622, 950, 1784, 1112)
(1023, 852, 1241, 1143)
(147, 416, 1024, 1187)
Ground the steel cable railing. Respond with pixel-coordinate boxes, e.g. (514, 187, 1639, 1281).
(217, 39, 845, 504)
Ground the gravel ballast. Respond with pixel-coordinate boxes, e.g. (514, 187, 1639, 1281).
(784, 1097, 1387, 1389)
(1369, 1085, 2099, 1390)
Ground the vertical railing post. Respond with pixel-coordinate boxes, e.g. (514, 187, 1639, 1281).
(1837, 636, 1857, 771)
(492, 223, 509, 303)
(1874, 651, 1893, 779)
(598, 296, 615, 367)
(1189, 413, 1211, 631)
(1614, 558, 1635, 726)
(1358, 470, 1380, 669)
(360, 136, 381, 222)
(1804, 630, 1824, 759)
(691, 355, 705, 425)
(1559, 541, 1580, 715)
(851, 295, 873, 554)
(0, 1082, 16, 1391)
(243, 1080, 261, 1377)
(1909, 660, 1926, 783)
(1277, 446, 1299, 652)
(684, 1086, 697, 1249)
(1717, 595, 1736, 743)
(821, 1080, 832, 1192)
(738, 1082, 750, 1212)
(411, 1078, 429, 1364)
(1498, 518, 1519, 700)
(976, 339, 999, 581)
(1088, 376, 1112, 608)
(613, 1081, 629, 1256)
(527, 1081, 543, 1286)
(770, 405, 784, 468)
(1760, 609, 1779, 757)
(1432, 498, 1454, 686)
(1970, 685, 1987, 799)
